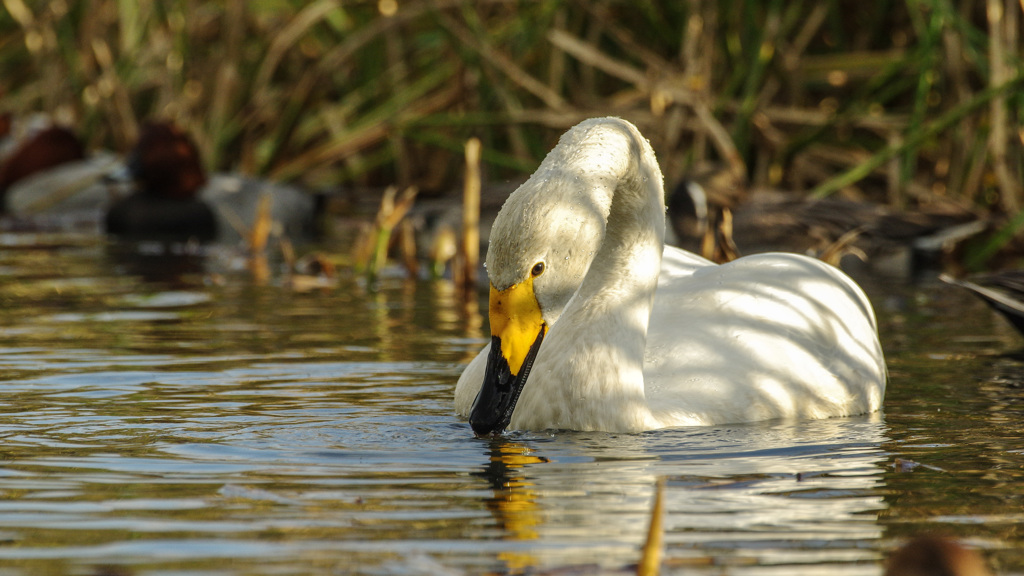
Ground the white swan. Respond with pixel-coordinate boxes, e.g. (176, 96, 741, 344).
(454, 117, 886, 434)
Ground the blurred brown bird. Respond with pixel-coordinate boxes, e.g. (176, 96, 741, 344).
(0, 125, 85, 210)
(885, 536, 992, 576)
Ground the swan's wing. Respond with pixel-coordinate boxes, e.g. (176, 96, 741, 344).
(659, 245, 715, 279)
(644, 252, 885, 426)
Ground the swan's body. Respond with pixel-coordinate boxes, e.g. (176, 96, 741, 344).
(455, 118, 886, 434)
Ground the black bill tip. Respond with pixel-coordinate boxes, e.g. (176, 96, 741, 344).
(468, 331, 544, 436)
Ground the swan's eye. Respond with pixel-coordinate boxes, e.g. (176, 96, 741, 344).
(530, 262, 545, 277)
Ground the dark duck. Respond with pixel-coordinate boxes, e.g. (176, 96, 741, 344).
(105, 122, 217, 242)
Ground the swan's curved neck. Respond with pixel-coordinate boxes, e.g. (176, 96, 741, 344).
(536, 120, 665, 431)
(575, 135, 665, 305)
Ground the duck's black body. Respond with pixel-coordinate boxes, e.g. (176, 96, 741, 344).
(105, 192, 218, 242)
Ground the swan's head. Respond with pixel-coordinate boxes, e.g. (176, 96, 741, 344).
(469, 162, 610, 436)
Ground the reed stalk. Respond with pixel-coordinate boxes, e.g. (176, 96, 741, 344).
(811, 73, 1024, 199)
(461, 137, 482, 292)
(637, 477, 665, 576)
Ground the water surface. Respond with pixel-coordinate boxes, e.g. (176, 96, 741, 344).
(0, 233, 1021, 575)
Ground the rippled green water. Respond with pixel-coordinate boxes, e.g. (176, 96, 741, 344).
(0, 233, 1021, 575)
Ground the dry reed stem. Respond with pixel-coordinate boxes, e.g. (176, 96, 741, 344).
(637, 477, 665, 576)
(247, 191, 274, 254)
(360, 185, 419, 282)
(437, 11, 565, 109)
(812, 72, 1024, 199)
(252, 0, 337, 96)
(461, 137, 482, 292)
(383, 4, 412, 187)
(987, 0, 1018, 212)
(547, 28, 744, 181)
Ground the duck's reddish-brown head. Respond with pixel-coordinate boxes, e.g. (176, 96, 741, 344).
(129, 122, 206, 200)
(0, 125, 85, 202)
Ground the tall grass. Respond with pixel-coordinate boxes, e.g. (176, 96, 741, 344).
(1, 0, 1022, 263)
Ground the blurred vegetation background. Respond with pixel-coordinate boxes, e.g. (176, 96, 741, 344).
(2, 0, 1023, 264)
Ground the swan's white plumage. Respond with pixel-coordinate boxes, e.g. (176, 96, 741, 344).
(455, 117, 886, 432)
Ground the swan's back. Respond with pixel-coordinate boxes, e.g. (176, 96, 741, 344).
(644, 249, 885, 426)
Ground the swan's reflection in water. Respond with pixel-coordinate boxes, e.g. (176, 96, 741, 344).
(478, 441, 551, 571)
(476, 415, 889, 573)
